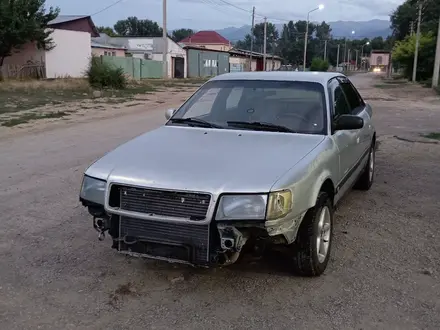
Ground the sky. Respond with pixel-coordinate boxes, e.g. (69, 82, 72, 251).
(45, 0, 405, 30)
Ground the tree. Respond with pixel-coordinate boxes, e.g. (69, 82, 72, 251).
(390, 0, 439, 41)
(390, 0, 439, 80)
(97, 26, 118, 37)
(0, 0, 59, 67)
(234, 34, 252, 50)
(277, 21, 306, 65)
(392, 32, 436, 80)
(171, 28, 195, 43)
(235, 22, 279, 53)
(114, 17, 163, 36)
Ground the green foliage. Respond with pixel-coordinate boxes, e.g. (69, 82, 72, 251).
(97, 26, 118, 37)
(0, 0, 59, 66)
(86, 56, 127, 89)
(114, 16, 163, 37)
(390, 0, 439, 42)
(310, 58, 329, 71)
(171, 28, 195, 43)
(235, 22, 279, 54)
(392, 33, 436, 80)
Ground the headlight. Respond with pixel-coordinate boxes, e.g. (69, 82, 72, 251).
(80, 175, 106, 205)
(266, 189, 293, 220)
(216, 195, 267, 220)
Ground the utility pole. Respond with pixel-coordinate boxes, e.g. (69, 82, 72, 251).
(263, 17, 267, 71)
(355, 50, 359, 70)
(432, 17, 440, 88)
(303, 23, 309, 71)
(336, 44, 340, 69)
(324, 40, 327, 60)
(249, 6, 255, 71)
(162, 0, 168, 78)
(348, 49, 351, 70)
(412, 1, 422, 82)
(343, 39, 347, 71)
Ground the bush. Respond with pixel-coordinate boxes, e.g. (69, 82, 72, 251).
(86, 56, 127, 89)
(309, 58, 329, 72)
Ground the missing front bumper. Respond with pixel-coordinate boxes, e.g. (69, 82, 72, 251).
(117, 216, 212, 266)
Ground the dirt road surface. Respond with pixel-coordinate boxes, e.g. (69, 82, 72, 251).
(1, 73, 439, 330)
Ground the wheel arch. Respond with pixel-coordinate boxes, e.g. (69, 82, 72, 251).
(319, 178, 335, 205)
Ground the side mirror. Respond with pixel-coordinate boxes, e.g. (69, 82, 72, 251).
(165, 108, 176, 120)
(333, 114, 364, 131)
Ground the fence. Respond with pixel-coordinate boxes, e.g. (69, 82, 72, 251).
(0, 63, 46, 79)
(100, 56, 163, 79)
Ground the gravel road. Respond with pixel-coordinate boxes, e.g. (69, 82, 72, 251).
(1, 73, 439, 330)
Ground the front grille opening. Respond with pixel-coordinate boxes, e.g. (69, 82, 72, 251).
(119, 186, 211, 220)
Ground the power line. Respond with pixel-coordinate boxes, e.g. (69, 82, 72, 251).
(91, 0, 126, 16)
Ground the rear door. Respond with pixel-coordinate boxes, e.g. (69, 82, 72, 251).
(338, 76, 372, 162)
(328, 78, 359, 187)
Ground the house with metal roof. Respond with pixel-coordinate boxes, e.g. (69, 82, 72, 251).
(179, 31, 232, 51)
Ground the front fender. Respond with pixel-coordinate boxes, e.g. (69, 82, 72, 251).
(268, 137, 338, 243)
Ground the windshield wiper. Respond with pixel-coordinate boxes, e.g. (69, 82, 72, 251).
(169, 117, 223, 129)
(227, 121, 296, 133)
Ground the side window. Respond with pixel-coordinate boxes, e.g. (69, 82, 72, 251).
(329, 79, 350, 117)
(338, 79, 364, 113)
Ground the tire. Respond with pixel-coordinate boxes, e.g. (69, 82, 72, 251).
(291, 192, 334, 277)
(354, 142, 375, 191)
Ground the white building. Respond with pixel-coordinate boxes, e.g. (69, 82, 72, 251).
(1, 15, 98, 79)
(93, 34, 187, 78)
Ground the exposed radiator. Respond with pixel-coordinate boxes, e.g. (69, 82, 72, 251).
(119, 216, 210, 264)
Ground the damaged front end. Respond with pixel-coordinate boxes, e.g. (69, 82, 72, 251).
(80, 179, 295, 268)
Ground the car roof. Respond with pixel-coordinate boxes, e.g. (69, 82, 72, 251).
(209, 71, 345, 85)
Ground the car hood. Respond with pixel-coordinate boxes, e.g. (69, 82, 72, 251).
(86, 126, 324, 193)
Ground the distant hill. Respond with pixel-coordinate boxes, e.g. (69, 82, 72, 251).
(215, 19, 392, 42)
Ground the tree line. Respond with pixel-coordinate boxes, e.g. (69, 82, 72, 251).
(97, 17, 195, 44)
(390, 0, 439, 81)
(234, 21, 393, 68)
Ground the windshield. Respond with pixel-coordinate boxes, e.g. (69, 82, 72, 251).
(168, 79, 327, 135)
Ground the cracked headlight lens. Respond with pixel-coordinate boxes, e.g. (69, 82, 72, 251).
(216, 194, 267, 220)
(266, 189, 293, 220)
(80, 175, 106, 205)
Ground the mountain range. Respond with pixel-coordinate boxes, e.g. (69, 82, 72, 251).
(215, 19, 392, 42)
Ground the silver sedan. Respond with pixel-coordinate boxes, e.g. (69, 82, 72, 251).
(79, 71, 376, 276)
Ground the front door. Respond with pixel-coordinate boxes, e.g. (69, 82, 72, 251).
(338, 77, 372, 162)
(173, 57, 184, 78)
(328, 78, 359, 191)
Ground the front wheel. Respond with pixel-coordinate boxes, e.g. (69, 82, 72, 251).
(291, 192, 334, 277)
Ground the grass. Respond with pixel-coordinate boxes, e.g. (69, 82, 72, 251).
(1, 111, 72, 127)
(421, 132, 440, 140)
(0, 77, 205, 114)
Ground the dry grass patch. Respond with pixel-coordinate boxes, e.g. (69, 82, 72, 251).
(0, 78, 159, 113)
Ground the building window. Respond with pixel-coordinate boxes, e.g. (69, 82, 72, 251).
(377, 56, 383, 65)
(112, 51, 116, 56)
(203, 59, 217, 68)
